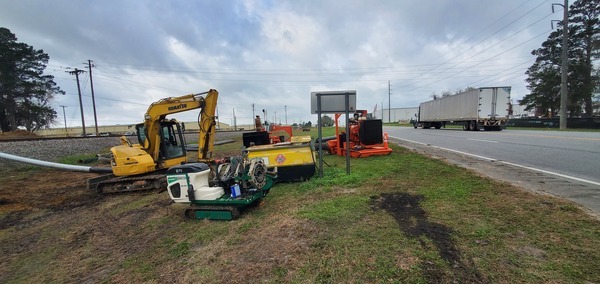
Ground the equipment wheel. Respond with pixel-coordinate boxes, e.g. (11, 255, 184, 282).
(248, 159, 267, 190)
(469, 121, 478, 131)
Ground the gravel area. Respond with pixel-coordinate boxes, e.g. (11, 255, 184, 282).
(0, 131, 243, 170)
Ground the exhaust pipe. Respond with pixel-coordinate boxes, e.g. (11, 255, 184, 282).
(0, 152, 113, 174)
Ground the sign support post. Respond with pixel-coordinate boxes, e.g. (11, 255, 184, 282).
(311, 90, 356, 177)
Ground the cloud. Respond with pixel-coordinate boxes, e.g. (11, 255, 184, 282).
(0, 0, 554, 126)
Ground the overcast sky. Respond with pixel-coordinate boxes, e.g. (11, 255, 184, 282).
(0, 0, 560, 127)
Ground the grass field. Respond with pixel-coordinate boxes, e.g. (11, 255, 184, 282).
(1, 128, 599, 283)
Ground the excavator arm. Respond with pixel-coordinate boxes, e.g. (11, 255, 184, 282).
(196, 89, 218, 162)
(141, 89, 219, 163)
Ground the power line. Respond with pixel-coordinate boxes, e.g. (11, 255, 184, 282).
(396, 0, 550, 89)
(93, 56, 535, 78)
(407, 28, 552, 93)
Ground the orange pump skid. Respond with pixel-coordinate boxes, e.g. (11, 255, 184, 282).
(327, 113, 392, 158)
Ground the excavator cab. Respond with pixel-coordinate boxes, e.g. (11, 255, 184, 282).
(135, 120, 187, 167)
(158, 121, 186, 161)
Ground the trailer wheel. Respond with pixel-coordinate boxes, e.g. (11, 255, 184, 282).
(434, 123, 441, 129)
(469, 121, 478, 131)
(463, 122, 470, 131)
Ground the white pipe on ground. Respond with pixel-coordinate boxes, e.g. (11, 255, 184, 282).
(0, 152, 113, 174)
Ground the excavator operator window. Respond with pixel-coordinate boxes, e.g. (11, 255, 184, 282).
(160, 123, 185, 159)
(136, 124, 147, 146)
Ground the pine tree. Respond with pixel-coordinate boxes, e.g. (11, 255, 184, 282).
(0, 27, 64, 132)
(521, 0, 599, 117)
(569, 0, 600, 116)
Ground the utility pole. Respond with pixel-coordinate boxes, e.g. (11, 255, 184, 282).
(59, 105, 68, 136)
(285, 105, 287, 125)
(388, 81, 391, 124)
(274, 111, 277, 124)
(252, 103, 255, 119)
(87, 60, 99, 135)
(68, 68, 86, 136)
(233, 108, 237, 131)
(555, 0, 569, 130)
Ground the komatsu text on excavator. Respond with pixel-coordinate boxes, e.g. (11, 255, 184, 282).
(88, 89, 219, 193)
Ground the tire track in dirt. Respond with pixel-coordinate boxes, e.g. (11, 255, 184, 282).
(372, 193, 486, 283)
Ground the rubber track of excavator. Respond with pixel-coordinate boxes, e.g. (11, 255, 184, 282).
(90, 173, 167, 194)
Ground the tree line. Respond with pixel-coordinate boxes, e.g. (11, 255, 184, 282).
(521, 0, 599, 118)
(0, 27, 63, 132)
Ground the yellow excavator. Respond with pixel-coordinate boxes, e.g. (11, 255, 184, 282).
(88, 89, 219, 193)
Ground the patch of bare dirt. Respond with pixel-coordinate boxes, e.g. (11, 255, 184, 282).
(0, 170, 100, 213)
(372, 192, 486, 283)
(0, 169, 180, 283)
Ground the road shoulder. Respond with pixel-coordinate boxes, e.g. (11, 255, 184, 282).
(392, 139, 600, 220)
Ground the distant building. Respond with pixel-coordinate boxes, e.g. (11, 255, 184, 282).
(373, 107, 418, 123)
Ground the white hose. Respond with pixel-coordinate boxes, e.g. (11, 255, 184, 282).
(0, 152, 113, 173)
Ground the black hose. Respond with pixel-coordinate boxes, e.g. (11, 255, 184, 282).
(89, 166, 114, 174)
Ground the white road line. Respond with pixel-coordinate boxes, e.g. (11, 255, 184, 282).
(389, 135, 600, 187)
(499, 161, 600, 187)
(467, 138, 498, 143)
(390, 136, 428, 146)
(430, 147, 497, 162)
(391, 136, 496, 161)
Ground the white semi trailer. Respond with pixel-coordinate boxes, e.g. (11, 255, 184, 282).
(414, 86, 511, 131)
